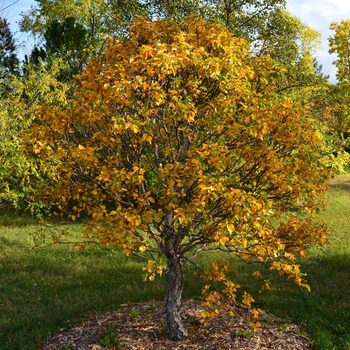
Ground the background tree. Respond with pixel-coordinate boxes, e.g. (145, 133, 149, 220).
(26, 17, 330, 341)
(0, 15, 18, 80)
(329, 20, 350, 87)
(0, 0, 18, 12)
(20, 0, 148, 80)
(306, 82, 350, 173)
(314, 19, 350, 172)
(26, 17, 89, 79)
(20, 0, 148, 50)
(147, 0, 285, 40)
(255, 9, 325, 95)
(23, 46, 46, 66)
(20, 0, 286, 41)
(0, 59, 68, 209)
(0, 3, 72, 209)
(329, 20, 350, 132)
(44, 17, 88, 65)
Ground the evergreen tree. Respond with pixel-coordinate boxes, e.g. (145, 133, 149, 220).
(44, 17, 88, 70)
(25, 17, 89, 80)
(0, 16, 18, 78)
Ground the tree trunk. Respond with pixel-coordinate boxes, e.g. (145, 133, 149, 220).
(165, 256, 188, 341)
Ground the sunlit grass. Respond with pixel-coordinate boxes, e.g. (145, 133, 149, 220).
(0, 181, 350, 349)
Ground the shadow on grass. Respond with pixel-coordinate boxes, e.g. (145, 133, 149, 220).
(0, 244, 168, 350)
(327, 182, 350, 192)
(0, 236, 28, 249)
(328, 175, 350, 192)
(240, 253, 350, 350)
(0, 209, 39, 228)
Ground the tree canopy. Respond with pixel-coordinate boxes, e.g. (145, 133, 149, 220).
(25, 16, 330, 340)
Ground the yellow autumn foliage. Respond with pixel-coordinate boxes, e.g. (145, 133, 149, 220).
(25, 15, 330, 338)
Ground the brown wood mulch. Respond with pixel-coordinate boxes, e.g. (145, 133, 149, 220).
(38, 298, 312, 350)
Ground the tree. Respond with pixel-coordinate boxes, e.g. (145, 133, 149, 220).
(255, 9, 324, 94)
(0, 0, 19, 13)
(20, 0, 148, 76)
(19, 0, 148, 46)
(44, 17, 88, 61)
(0, 59, 69, 209)
(329, 20, 350, 88)
(147, 0, 285, 40)
(0, 15, 18, 79)
(20, 0, 285, 41)
(19, 0, 107, 37)
(23, 46, 46, 66)
(26, 16, 329, 341)
(25, 17, 89, 79)
(323, 19, 350, 171)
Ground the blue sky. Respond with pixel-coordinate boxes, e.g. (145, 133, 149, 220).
(4, 0, 350, 83)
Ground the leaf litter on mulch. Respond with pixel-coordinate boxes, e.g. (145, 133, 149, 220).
(39, 298, 312, 350)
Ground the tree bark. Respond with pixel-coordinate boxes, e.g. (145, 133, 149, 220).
(165, 256, 188, 341)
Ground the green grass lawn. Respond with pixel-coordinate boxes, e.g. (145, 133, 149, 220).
(231, 185, 350, 349)
(0, 182, 350, 350)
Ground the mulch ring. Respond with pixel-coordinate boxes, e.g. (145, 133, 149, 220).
(39, 298, 312, 350)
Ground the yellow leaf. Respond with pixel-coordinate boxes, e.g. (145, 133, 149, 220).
(200, 310, 209, 319)
(209, 312, 216, 320)
(242, 292, 254, 306)
(122, 248, 132, 256)
(227, 223, 235, 234)
(138, 175, 144, 184)
(139, 246, 147, 253)
(234, 206, 241, 215)
(217, 125, 225, 134)
(219, 236, 228, 245)
(145, 135, 153, 143)
(253, 270, 261, 278)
